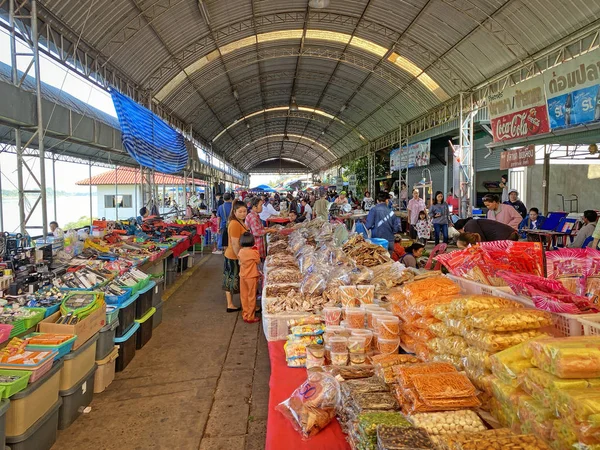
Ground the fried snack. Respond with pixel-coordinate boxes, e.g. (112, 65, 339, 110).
(456, 434, 550, 450)
(527, 336, 600, 378)
(426, 337, 468, 357)
(490, 343, 534, 386)
(338, 285, 375, 306)
(411, 372, 477, 399)
(342, 234, 391, 267)
(468, 308, 552, 332)
(448, 294, 521, 317)
(394, 362, 456, 388)
(410, 410, 486, 436)
(442, 429, 515, 450)
(376, 425, 435, 450)
(267, 267, 302, 284)
(462, 328, 549, 353)
(352, 392, 400, 413)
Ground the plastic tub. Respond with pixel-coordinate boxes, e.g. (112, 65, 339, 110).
(351, 329, 374, 350)
(94, 346, 118, 394)
(135, 281, 155, 320)
(42, 304, 60, 318)
(96, 318, 119, 361)
(377, 316, 401, 339)
(60, 333, 98, 392)
(323, 307, 342, 326)
(0, 399, 8, 449)
(8, 322, 25, 340)
(345, 306, 365, 329)
(377, 336, 400, 355)
(328, 336, 348, 353)
(21, 308, 45, 330)
(24, 334, 76, 361)
(105, 287, 132, 307)
(152, 302, 163, 330)
(371, 312, 394, 332)
(5, 361, 62, 437)
(364, 305, 385, 329)
(330, 352, 348, 366)
(135, 307, 155, 350)
(6, 398, 61, 450)
(323, 325, 346, 342)
(116, 293, 138, 338)
(151, 279, 164, 307)
(347, 336, 366, 354)
(0, 351, 57, 384)
(0, 370, 31, 399)
(114, 322, 139, 372)
(58, 364, 97, 430)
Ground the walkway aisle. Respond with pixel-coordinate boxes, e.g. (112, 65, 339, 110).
(52, 255, 270, 450)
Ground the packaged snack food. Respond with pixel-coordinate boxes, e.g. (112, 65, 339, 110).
(527, 336, 600, 379)
(371, 353, 421, 368)
(400, 277, 460, 306)
(323, 306, 342, 326)
(409, 410, 486, 436)
(323, 325, 349, 341)
(462, 347, 492, 374)
(276, 371, 341, 438)
(490, 343, 534, 387)
(468, 308, 552, 332)
(290, 323, 325, 337)
(377, 337, 400, 355)
(449, 294, 521, 317)
(463, 328, 549, 353)
(364, 304, 385, 328)
(328, 336, 348, 353)
(306, 356, 325, 369)
(411, 372, 477, 399)
(330, 351, 348, 366)
(341, 377, 388, 397)
(490, 376, 528, 406)
(426, 336, 468, 357)
(351, 329, 374, 351)
(356, 411, 412, 445)
(409, 296, 457, 320)
(349, 352, 367, 365)
(428, 322, 453, 338)
(376, 425, 435, 450)
(306, 344, 325, 359)
(442, 429, 515, 450)
(517, 396, 553, 440)
(394, 362, 456, 388)
(377, 316, 401, 339)
(345, 306, 366, 329)
(353, 392, 400, 413)
(339, 285, 375, 307)
(372, 311, 395, 332)
(430, 353, 464, 371)
(455, 434, 551, 450)
(525, 367, 589, 391)
(323, 364, 375, 380)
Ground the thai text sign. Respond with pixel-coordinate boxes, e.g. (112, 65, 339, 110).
(487, 76, 550, 142)
(500, 145, 535, 170)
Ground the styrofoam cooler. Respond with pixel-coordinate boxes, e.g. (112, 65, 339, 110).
(58, 364, 97, 430)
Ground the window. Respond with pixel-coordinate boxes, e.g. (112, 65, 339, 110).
(104, 195, 133, 208)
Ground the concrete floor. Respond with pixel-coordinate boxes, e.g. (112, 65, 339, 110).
(52, 254, 270, 450)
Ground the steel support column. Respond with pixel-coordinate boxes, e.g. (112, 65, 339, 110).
(542, 146, 550, 216)
(89, 158, 93, 227)
(15, 129, 25, 235)
(458, 93, 477, 218)
(367, 147, 375, 196)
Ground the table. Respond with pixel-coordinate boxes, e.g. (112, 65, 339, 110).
(266, 341, 351, 450)
(525, 230, 571, 250)
(267, 217, 291, 226)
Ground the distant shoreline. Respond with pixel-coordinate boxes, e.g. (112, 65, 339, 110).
(1, 192, 94, 198)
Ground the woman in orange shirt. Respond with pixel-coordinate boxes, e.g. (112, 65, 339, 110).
(223, 201, 249, 312)
(238, 232, 261, 323)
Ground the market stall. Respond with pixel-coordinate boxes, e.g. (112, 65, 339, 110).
(261, 217, 600, 450)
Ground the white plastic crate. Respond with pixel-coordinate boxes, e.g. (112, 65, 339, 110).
(262, 311, 312, 341)
(578, 316, 600, 336)
(446, 275, 496, 296)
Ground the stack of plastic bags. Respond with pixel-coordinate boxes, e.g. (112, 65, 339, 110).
(283, 317, 324, 368)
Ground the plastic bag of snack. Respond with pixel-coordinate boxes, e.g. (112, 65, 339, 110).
(338, 285, 375, 307)
(290, 324, 325, 337)
(348, 265, 374, 285)
(411, 371, 477, 399)
(528, 337, 600, 378)
(410, 410, 486, 436)
(490, 343, 534, 386)
(276, 371, 341, 438)
(432, 303, 455, 321)
(525, 367, 589, 391)
(376, 425, 436, 450)
(462, 328, 549, 353)
(442, 429, 515, 450)
(394, 362, 456, 388)
(441, 317, 470, 336)
(468, 308, 552, 332)
(426, 336, 468, 357)
(407, 296, 458, 321)
(300, 266, 329, 297)
(429, 353, 464, 371)
(462, 347, 493, 375)
(322, 364, 375, 380)
(449, 295, 521, 318)
(352, 391, 400, 413)
(400, 277, 460, 306)
(357, 411, 412, 443)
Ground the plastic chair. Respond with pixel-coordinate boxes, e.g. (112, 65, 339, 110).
(354, 221, 369, 239)
(424, 243, 447, 270)
(582, 236, 594, 248)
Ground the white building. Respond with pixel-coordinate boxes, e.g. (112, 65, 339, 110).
(77, 168, 206, 220)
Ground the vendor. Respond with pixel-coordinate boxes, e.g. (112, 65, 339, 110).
(454, 217, 519, 242)
(300, 198, 312, 222)
(519, 208, 545, 239)
(483, 194, 522, 229)
(335, 191, 349, 206)
(365, 191, 400, 251)
(569, 210, 598, 248)
(399, 243, 425, 268)
(289, 210, 306, 224)
(259, 196, 278, 226)
(456, 232, 482, 248)
(504, 189, 527, 218)
(49, 221, 64, 238)
(137, 207, 149, 224)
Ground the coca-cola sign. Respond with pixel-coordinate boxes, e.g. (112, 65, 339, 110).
(487, 76, 550, 142)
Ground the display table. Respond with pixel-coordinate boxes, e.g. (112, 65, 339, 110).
(267, 217, 291, 226)
(266, 341, 350, 450)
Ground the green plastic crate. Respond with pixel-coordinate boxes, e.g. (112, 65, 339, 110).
(21, 308, 46, 329)
(0, 369, 31, 398)
(8, 320, 26, 338)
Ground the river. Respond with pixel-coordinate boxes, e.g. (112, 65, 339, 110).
(1, 194, 98, 233)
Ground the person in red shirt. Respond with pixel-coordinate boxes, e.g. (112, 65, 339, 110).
(208, 210, 219, 254)
(446, 188, 459, 214)
(237, 232, 261, 323)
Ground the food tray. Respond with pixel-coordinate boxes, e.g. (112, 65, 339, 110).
(0, 324, 13, 344)
(262, 310, 314, 341)
(21, 308, 46, 329)
(0, 369, 31, 398)
(24, 333, 77, 361)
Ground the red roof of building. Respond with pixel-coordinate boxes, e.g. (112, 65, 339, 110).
(76, 168, 206, 186)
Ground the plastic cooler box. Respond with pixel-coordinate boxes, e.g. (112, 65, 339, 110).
(0, 399, 8, 449)
(152, 302, 163, 330)
(5, 361, 63, 438)
(6, 398, 61, 450)
(114, 322, 139, 372)
(58, 364, 97, 430)
(94, 346, 118, 394)
(59, 333, 98, 392)
(116, 293, 138, 338)
(135, 281, 155, 320)
(96, 317, 119, 361)
(151, 279, 164, 307)
(135, 307, 155, 350)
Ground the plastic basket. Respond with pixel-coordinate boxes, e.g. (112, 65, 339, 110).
(21, 308, 47, 329)
(0, 324, 13, 344)
(106, 306, 119, 324)
(0, 369, 31, 398)
(24, 333, 77, 360)
(8, 320, 26, 338)
(446, 275, 496, 296)
(105, 287, 132, 307)
(0, 349, 58, 383)
(578, 316, 600, 336)
(42, 303, 61, 318)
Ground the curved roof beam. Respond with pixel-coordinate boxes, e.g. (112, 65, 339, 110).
(154, 29, 448, 102)
(228, 133, 336, 163)
(239, 141, 328, 171)
(211, 106, 366, 143)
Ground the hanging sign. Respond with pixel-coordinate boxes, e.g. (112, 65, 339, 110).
(500, 145, 535, 170)
(335, 177, 344, 191)
(390, 139, 431, 171)
(544, 48, 600, 130)
(347, 174, 357, 192)
(487, 76, 550, 142)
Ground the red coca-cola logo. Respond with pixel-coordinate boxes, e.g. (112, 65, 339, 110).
(492, 106, 549, 141)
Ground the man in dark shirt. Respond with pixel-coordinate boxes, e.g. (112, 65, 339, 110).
(454, 218, 518, 242)
(365, 191, 400, 251)
(289, 210, 306, 224)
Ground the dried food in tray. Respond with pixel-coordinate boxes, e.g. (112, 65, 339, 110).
(341, 377, 388, 397)
(356, 411, 412, 438)
(376, 425, 435, 450)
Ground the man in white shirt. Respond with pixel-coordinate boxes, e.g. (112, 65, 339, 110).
(259, 198, 279, 225)
(301, 198, 312, 222)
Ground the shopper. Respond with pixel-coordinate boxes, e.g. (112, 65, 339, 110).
(289, 195, 300, 215)
(216, 194, 224, 207)
(504, 189, 527, 218)
(429, 191, 450, 245)
(301, 198, 312, 222)
(569, 210, 598, 248)
(454, 217, 519, 242)
(499, 174, 509, 203)
(313, 195, 330, 221)
(446, 188, 459, 213)
(415, 210, 431, 245)
(483, 194, 522, 229)
(289, 210, 306, 224)
(137, 207, 149, 224)
(216, 193, 233, 252)
(407, 190, 426, 239)
(246, 197, 276, 259)
(399, 243, 425, 269)
(365, 191, 400, 251)
(335, 191, 349, 205)
(518, 208, 546, 239)
(362, 191, 374, 211)
(399, 182, 408, 208)
(223, 201, 248, 313)
(237, 232, 261, 323)
(456, 232, 482, 248)
(209, 210, 220, 254)
(259, 197, 279, 227)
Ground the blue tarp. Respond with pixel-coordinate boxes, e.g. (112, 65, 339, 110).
(110, 90, 188, 173)
(249, 184, 276, 192)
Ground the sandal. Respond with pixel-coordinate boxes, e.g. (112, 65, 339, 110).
(226, 307, 242, 313)
(244, 318, 260, 324)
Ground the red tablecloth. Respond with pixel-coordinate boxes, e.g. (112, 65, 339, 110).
(170, 238, 191, 257)
(266, 341, 350, 450)
(267, 217, 291, 225)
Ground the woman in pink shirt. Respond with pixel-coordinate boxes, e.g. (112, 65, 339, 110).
(407, 190, 426, 239)
(483, 194, 522, 230)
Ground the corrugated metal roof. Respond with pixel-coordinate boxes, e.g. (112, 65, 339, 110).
(76, 167, 207, 186)
(30, 0, 600, 172)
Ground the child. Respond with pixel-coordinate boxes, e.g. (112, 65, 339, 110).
(414, 210, 431, 245)
(391, 235, 406, 262)
(209, 210, 220, 254)
(237, 232, 261, 323)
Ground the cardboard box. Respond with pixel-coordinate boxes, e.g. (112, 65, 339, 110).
(38, 304, 106, 350)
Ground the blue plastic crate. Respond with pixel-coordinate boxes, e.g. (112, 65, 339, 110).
(43, 303, 61, 318)
(105, 287, 133, 307)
